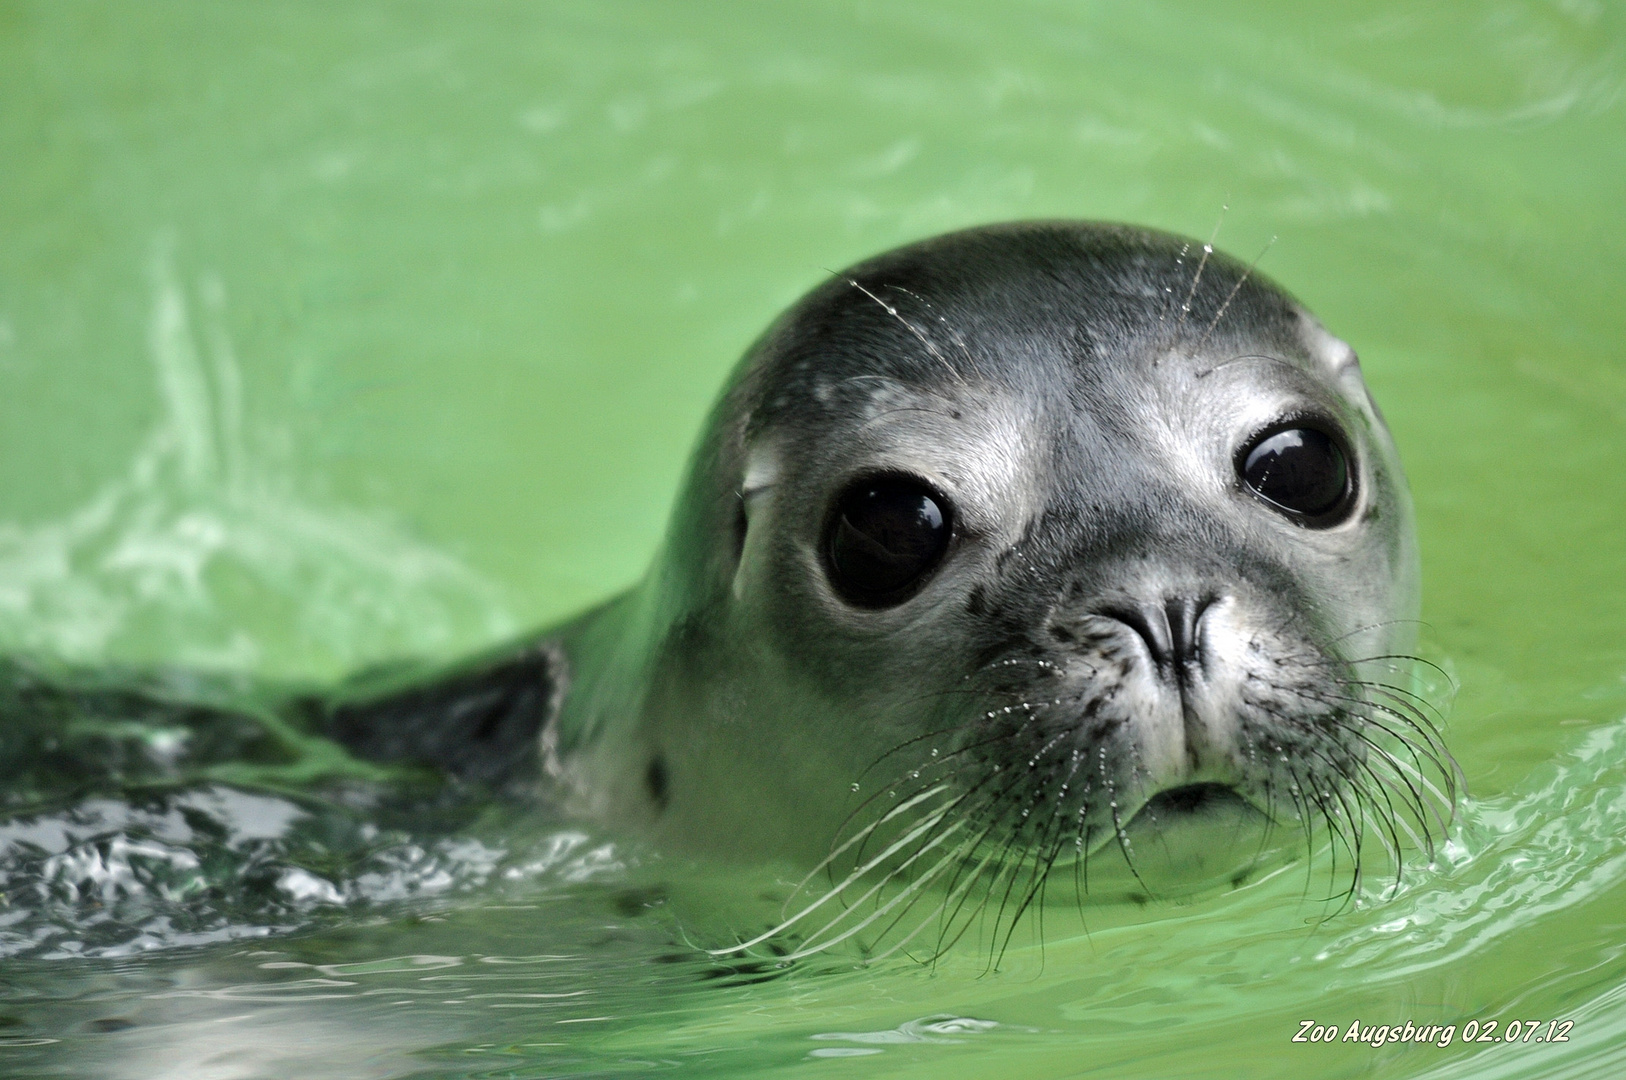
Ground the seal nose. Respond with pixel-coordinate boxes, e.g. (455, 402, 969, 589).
(1104, 596, 1214, 677)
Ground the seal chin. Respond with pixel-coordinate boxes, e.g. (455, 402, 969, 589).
(1081, 782, 1287, 900)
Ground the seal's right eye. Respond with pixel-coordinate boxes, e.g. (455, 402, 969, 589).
(824, 475, 952, 608)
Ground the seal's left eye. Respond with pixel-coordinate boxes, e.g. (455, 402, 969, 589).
(824, 475, 951, 607)
(1238, 425, 1355, 525)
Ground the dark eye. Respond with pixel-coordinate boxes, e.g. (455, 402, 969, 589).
(824, 475, 952, 607)
(1238, 425, 1355, 524)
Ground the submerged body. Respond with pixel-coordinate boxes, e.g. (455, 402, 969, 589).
(322, 222, 1447, 932)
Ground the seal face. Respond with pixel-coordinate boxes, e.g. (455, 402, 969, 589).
(326, 221, 1449, 953)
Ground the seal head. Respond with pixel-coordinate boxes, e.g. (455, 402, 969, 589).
(545, 221, 1440, 921)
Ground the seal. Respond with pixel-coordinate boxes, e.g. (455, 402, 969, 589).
(321, 221, 1452, 954)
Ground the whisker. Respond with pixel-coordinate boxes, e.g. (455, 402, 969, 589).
(1191, 234, 1275, 355)
(845, 278, 965, 385)
(867, 840, 1006, 963)
(780, 826, 984, 961)
(884, 285, 980, 375)
(710, 786, 956, 953)
(1174, 208, 1226, 339)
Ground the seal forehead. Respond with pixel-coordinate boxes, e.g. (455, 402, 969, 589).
(744, 221, 1316, 431)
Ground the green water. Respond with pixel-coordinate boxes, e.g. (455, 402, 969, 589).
(2, 1, 1624, 1076)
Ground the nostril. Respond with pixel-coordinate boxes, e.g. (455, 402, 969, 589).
(1100, 604, 1172, 667)
(1100, 596, 1215, 672)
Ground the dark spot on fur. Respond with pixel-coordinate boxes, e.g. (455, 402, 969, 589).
(965, 585, 988, 616)
(646, 754, 670, 811)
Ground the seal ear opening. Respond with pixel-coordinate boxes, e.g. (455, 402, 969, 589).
(1297, 311, 1378, 404)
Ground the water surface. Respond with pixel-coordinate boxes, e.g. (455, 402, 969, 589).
(2, 1, 1623, 1076)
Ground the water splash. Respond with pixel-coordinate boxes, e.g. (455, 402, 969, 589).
(0, 782, 626, 960)
(0, 240, 515, 677)
(1305, 715, 1626, 978)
